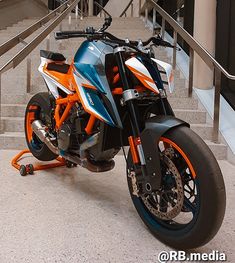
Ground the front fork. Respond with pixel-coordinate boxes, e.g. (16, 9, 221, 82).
(115, 49, 162, 195)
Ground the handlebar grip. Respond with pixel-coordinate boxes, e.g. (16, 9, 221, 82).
(54, 31, 86, 40)
(54, 32, 69, 40)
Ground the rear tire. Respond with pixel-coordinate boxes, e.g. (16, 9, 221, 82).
(25, 92, 58, 161)
(127, 126, 226, 249)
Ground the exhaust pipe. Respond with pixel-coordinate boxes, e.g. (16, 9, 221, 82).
(32, 120, 59, 155)
(31, 120, 114, 172)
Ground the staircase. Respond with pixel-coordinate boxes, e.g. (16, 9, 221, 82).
(0, 16, 228, 159)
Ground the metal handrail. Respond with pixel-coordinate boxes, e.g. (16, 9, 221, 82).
(0, 0, 80, 57)
(0, 0, 80, 74)
(120, 0, 134, 17)
(148, 0, 235, 80)
(142, 0, 235, 142)
(0, 0, 80, 134)
(94, 1, 111, 18)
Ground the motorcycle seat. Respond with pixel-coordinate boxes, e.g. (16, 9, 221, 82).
(46, 63, 70, 74)
(40, 50, 66, 62)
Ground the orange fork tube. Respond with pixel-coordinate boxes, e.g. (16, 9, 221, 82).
(128, 136, 140, 164)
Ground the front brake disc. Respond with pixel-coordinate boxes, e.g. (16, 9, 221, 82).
(141, 155, 184, 220)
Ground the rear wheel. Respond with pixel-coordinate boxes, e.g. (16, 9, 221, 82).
(127, 126, 226, 249)
(25, 92, 58, 161)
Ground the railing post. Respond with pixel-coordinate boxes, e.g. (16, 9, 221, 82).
(161, 18, 165, 39)
(172, 31, 177, 70)
(88, 0, 93, 16)
(152, 7, 156, 35)
(26, 58, 31, 94)
(68, 12, 72, 29)
(75, 5, 78, 20)
(85, 0, 88, 16)
(139, 0, 141, 17)
(46, 34, 50, 51)
(81, 0, 84, 19)
(188, 47, 194, 97)
(131, 3, 134, 17)
(0, 73, 3, 134)
(145, 7, 148, 26)
(213, 68, 222, 143)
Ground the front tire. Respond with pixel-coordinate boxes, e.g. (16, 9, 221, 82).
(127, 126, 226, 249)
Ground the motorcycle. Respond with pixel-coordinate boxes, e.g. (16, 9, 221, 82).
(24, 17, 226, 249)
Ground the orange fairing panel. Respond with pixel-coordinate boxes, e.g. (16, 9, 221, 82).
(43, 63, 77, 92)
(125, 57, 159, 94)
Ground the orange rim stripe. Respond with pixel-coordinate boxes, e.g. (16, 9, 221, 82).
(160, 137, 197, 179)
(26, 111, 36, 142)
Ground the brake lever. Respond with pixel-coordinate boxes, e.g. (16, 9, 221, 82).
(152, 36, 181, 51)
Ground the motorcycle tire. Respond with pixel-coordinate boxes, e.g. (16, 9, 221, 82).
(25, 92, 58, 161)
(127, 126, 226, 249)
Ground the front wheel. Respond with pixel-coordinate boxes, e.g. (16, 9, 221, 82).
(127, 126, 226, 249)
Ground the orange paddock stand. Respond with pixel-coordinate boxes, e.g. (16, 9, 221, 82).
(11, 149, 67, 176)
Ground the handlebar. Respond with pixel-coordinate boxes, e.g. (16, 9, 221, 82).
(54, 30, 177, 51)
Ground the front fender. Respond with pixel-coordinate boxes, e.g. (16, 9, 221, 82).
(143, 115, 190, 142)
(139, 116, 189, 191)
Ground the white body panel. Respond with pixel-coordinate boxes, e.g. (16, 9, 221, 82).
(125, 57, 159, 94)
(38, 57, 73, 99)
(151, 58, 175, 93)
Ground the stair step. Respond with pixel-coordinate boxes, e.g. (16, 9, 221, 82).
(2, 104, 26, 117)
(0, 131, 227, 158)
(191, 124, 213, 140)
(205, 140, 227, 160)
(2, 94, 31, 104)
(174, 109, 206, 124)
(2, 117, 24, 132)
(167, 88, 190, 98)
(1, 97, 199, 118)
(168, 97, 198, 110)
(0, 132, 26, 150)
(1, 109, 207, 132)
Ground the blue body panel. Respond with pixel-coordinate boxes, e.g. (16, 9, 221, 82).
(73, 40, 123, 128)
(74, 41, 111, 94)
(83, 87, 114, 125)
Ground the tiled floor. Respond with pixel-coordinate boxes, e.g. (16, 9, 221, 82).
(0, 150, 234, 262)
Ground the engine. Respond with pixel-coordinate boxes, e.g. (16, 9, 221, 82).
(57, 105, 120, 162)
(57, 106, 87, 153)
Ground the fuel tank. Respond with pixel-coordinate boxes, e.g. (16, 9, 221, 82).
(74, 40, 114, 94)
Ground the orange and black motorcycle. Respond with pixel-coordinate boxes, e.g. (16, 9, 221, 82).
(24, 18, 226, 249)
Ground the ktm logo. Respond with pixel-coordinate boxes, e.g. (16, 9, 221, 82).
(86, 92, 94, 106)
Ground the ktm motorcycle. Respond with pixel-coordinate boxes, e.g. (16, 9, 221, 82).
(24, 17, 226, 249)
